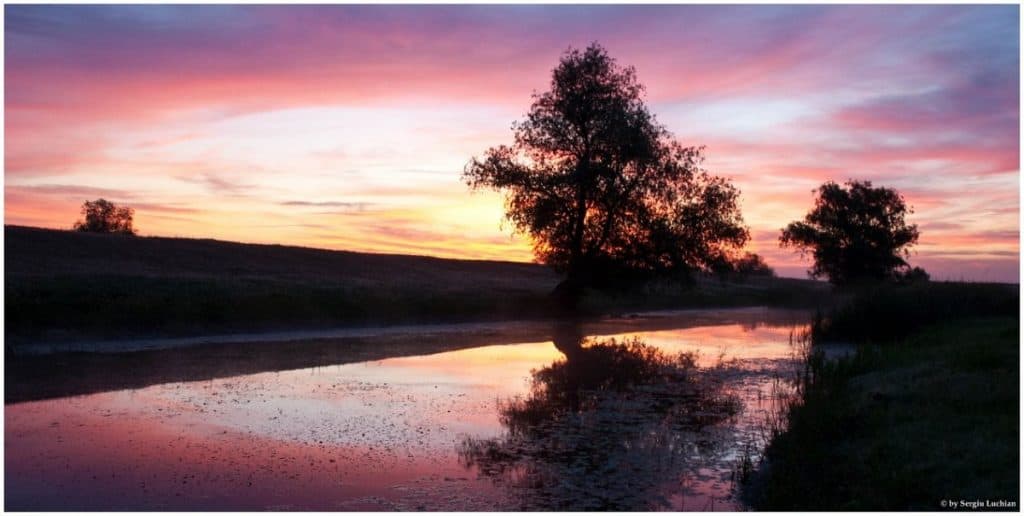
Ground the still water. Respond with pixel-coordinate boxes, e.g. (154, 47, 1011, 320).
(6, 307, 809, 511)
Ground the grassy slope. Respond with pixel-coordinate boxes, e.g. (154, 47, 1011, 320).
(5, 225, 830, 342)
(5, 225, 559, 339)
(746, 284, 1020, 510)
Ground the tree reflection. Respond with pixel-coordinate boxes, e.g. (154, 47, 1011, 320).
(458, 324, 744, 510)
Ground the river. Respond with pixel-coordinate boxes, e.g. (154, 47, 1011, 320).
(6, 307, 810, 511)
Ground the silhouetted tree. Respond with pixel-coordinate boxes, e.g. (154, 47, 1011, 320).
(73, 198, 136, 235)
(895, 265, 930, 284)
(707, 251, 775, 283)
(733, 252, 775, 279)
(780, 180, 919, 285)
(464, 44, 749, 308)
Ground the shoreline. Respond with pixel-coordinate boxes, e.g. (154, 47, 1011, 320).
(9, 306, 811, 356)
(6, 306, 813, 405)
(6, 225, 833, 345)
(741, 282, 1020, 509)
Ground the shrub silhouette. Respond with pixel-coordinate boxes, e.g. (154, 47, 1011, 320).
(734, 252, 775, 278)
(73, 198, 136, 235)
(895, 266, 930, 284)
(710, 251, 776, 282)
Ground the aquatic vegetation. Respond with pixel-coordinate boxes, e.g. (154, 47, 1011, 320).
(459, 338, 744, 510)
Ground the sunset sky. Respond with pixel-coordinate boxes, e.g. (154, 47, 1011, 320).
(5, 5, 1020, 281)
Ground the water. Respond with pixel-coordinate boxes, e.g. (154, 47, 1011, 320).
(5, 307, 810, 511)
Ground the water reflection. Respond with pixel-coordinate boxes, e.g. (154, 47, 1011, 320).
(458, 323, 745, 510)
(6, 309, 809, 510)
(6, 308, 807, 404)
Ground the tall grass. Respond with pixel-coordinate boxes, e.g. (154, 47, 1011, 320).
(812, 281, 1018, 343)
(743, 281, 1020, 510)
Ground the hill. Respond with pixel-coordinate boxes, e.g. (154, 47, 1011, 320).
(6, 225, 555, 286)
(6, 226, 560, 341)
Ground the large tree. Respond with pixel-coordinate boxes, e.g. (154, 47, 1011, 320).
(463, 44, 748, 304)
(780, 180, 920, 285)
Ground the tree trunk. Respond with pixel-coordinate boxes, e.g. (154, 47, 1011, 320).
(550, 276, 585, 315)
(568, 154, 590, 289)
(550, 320, 585, 361)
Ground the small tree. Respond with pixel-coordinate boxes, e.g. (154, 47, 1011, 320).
(73, 199, 136, 235)
(707, 251, 774, 283)
(780, 180, 919, 285)
(733, 252, 775, 278)
(464, 44, 748, 306)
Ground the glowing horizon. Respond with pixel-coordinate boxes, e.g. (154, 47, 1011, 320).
(5, 5, 1020, 281)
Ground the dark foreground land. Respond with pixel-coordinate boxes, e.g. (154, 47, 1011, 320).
(5, 225, 829, 345)
(744, 282, 1020, 510)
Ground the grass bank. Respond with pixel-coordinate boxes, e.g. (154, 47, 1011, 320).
(5, 225, 560, 342)
(5, 225, 829, 344)
(580, 274, 833, 313)
(6, 274, 548, 339)
(744, 282, 1020, 510)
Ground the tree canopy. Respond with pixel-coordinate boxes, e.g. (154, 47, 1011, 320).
(780, 180, 920, 285)
(73, 198, 136, 235)
(732, 252, 775, 279)
(463, 44, 748, 301)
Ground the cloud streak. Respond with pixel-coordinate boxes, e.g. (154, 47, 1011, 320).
(279, 201, 372, 211)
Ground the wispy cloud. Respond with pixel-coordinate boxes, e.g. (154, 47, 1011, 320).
(279, 201, 372, 211)
(175, 172, 254, 195)
(5, 184, 137, 200)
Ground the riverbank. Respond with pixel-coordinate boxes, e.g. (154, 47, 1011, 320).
(744, 283, 1020, 510)
(5, 225, 830, 345)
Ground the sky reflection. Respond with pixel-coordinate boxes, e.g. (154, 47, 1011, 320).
(6, 316, 807, 510)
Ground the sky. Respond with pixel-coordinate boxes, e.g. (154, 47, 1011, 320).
(5, 5, 1020, 282)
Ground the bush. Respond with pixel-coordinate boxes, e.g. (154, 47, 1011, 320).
(73, 198, 136, 235)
